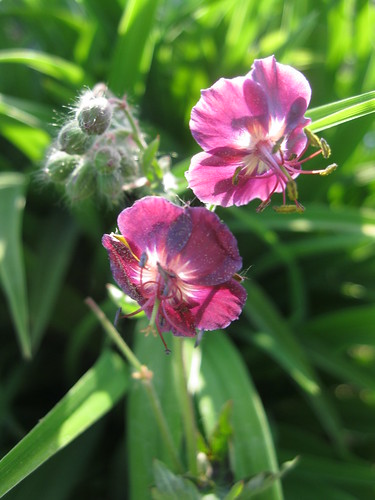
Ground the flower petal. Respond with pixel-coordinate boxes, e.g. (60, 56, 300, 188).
(250, 55, 311, 133)
(162, 301, 197, 337)
(191, 279, 247, 331)
(117, 196, 182, 256)
(102, 234, 143, 303)
(186, 152, 285, 206)
(190, 75, 258, 151)
(175, 205, 243, 285)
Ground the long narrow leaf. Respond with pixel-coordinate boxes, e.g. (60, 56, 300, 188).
(29, 212, 79, 350)
(0, 49, 85, 85)
(0, 173, 30, 359)
(0, 350, 129, 497)
(109, 0, 159, 95)
(128, 325, 183, 500)
(307, 90, 375, 132)
(195, 331, 283, 499)
(242, 280, 346, 452)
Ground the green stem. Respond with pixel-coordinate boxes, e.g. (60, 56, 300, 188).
(85, 297, 142, 371)
(122, 105, 148, 150)
(143, 380, 184, 473)
(85, 297, 184, 473)
(173, 337, 198, 477)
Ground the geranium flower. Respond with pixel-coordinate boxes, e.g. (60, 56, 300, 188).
(102, 196, 246, 352)
(186, 55, 333, 211)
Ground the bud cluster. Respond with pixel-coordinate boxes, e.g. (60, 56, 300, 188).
(42, 84, 170, 207)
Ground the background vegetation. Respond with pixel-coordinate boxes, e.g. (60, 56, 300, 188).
(1, 0, 375, 498)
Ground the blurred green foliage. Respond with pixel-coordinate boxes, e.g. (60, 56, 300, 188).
(1, 0, 375, 498)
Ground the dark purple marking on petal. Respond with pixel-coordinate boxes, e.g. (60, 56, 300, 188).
(177, 207, 242, 286)
(231, 115, 268, 138)
(206, 146, 249, 160)
(166, 210, 192, 258)
(285, 97, 309, 133)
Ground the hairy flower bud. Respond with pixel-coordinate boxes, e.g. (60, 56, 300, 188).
(77, 96, 112, 136)
(97, 172, 123, 203)
(43, 151, 79, 183)
(58, 121, 94, 154)
(94, 147, 121, 175)
(66, 162, 96, 203)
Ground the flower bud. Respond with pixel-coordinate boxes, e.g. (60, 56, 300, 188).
(77, 96, 112, 136)
(66, 162, 96, 203)
(97, 172, 123, 204)
(94, 147, 121, 175)
(43, 151, 79, 183)
(58, 121, 94, 154)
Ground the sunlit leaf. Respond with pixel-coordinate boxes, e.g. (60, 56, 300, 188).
(194, 331, 283, 499)
(0, 350, 128, 497)
(109, 0, 159, 95)
(307, 90, 375, 132)
(0, 49, 85, 84)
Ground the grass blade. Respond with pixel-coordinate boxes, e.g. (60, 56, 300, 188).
(0, 173, 30, 359)
(0, 349, 128, 497)
(307, 90, 375, 132)
(242, 280, 346, 453)
(195, 331, 283, 499)
(108, 0, 159, 95)
(0, 49, 85, 85)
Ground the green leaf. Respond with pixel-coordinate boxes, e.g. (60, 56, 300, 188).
(4, 424, 102, 500)
(239, 456, 299, 499)
(242, 280, 346, 452)
(0, 122, 50, 160)
(106, 283, 144, 317)
(0, 349, 129, 497)
(128, 325, 183, 500)
(307, 90, 375, 132)
(195, 331, 283, 499)
(151, 460, 200, 500)
(208, 401, 233, 462)
(0, 49, 85, 85)
(29, 212, 79, 350)
(0, 173, 30, 359)
(109, 0, 159, 95)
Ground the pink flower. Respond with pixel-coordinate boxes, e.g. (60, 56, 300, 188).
(102, 196, 246, 352)
(186, 55, 320, 210)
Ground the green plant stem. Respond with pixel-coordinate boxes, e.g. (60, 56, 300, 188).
(85, 297, 184, 473)
(143, 380, 184, 473)
(85, 297, 142, 370)
(173, 337, 198, 477)
(123, 105, 148, 150)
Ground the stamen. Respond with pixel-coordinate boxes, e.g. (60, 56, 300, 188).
(232, 166, 242, 185)
(114, 307, 122, 326)
(148, 296, 171, 353)
(272, 135, 285, 154)
(139, 251, 148, 268)
(286, 179, 298, 201)
(319, 163, 337, 176)
(320, 138, 331, 158)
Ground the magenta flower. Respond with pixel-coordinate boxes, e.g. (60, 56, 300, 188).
(102, 196, 246, 352)
(186, 55, 328, 210)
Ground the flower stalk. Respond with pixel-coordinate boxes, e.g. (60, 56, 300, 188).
(85, 297, 184, 473)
